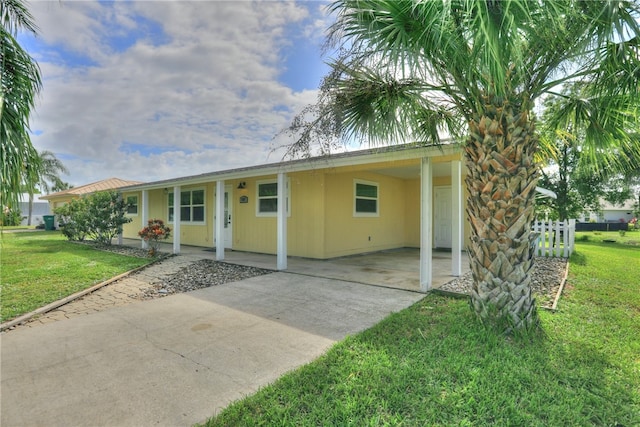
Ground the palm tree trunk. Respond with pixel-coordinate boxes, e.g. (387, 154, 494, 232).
(28, 193, 33, 225)
(464, 94, 540, 333)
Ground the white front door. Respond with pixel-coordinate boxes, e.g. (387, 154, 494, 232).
(224, 186, 232, 248)
(434, 186, 452, 249)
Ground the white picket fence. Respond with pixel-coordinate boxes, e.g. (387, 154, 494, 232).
(533, 219, 576, 258)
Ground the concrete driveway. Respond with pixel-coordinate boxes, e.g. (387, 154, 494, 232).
(1, 271, 423, 427)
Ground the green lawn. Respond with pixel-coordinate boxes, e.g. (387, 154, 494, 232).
(575, 229, 640, 246)
(203, 238, 640, 426)
(0, 231, 153, 322)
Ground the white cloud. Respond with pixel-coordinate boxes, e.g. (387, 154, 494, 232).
(25, 1, 328, 187)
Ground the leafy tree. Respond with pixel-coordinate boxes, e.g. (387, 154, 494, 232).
(537, 85, 640, 221)
(24, 150, 69, 225)
(51, 180, 73, 193)
(285, 0, 640, 332)
(55, 191, 132, 245)
(1, 0, 42, 215)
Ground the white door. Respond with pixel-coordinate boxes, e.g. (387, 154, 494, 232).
(434, 186, 452, 249)
(224, 186, 232, 248)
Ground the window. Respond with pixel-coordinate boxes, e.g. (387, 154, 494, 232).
(168, 189, 205, 223)
(257, 179, 290, 216)
(354, 180, 378, 216)
(125, 195, 138, 215)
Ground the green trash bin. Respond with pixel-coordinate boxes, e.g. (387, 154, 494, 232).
(43, 215, 55, 230)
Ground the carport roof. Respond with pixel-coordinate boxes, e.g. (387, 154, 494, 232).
(120, 142, 460, 192)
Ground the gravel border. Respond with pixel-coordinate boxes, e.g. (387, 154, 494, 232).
(72, 241, 165, 259)
(438, 257, 569, 309)
(139, 259, 273, 299)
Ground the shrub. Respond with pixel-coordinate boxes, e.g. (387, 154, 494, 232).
(138, 219, 171, 255)
(55, 191, 132, 244)
(1, 207, 22, 226)
(55, 198, 89, 241)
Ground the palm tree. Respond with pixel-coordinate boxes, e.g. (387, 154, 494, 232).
(286, 0, 640, 332)
(1, 0, 42, 215)
(24, 150, 69, 225)
(537, 84, 640, 221)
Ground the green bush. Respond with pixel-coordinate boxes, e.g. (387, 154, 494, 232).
(55, 198, 89, 241)
(54, 191, 131, 244)
(0, 207, 22, 226)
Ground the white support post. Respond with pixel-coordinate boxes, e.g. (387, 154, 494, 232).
(215, 181, 225, 261)
(141, 190, 149, 250)
(420, 157, 433, 292)
(451, 160, 462, 276)
(173, 186, 181, 254)
(277, 172, 287, 270)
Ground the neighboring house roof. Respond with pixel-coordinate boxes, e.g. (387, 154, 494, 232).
(600, 199, 636, 211)
(40, 178, 145, 200)
(18, 193, 50, 204)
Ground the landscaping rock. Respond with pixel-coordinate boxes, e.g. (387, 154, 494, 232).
(140, 260, 273, 299)
(438, 256, 568, 308)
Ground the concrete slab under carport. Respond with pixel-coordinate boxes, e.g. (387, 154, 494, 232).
(1, 271, 424, 427)
(123, 239, 471, 293)
(222, 247, 470, 292)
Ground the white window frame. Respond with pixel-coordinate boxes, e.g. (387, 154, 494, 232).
(125, 194, 138, 216)
(256, 178, 291, 217)
(168, 188, 206, 224)
(354, 179, 379, 217)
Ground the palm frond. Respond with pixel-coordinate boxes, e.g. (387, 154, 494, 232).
(1, 6, 42, 211)
(0, 0, 38, 36)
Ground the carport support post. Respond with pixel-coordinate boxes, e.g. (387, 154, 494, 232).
(420, 157, 433, 292)
(451, 159, 462, 276)
(173, 186, 181, 254)
(277, 172, 287, 270)
(141, 190, 149, 250)
(215, 180, 225, 261)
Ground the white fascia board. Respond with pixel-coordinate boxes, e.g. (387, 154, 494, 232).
(121, 144, 462, 192)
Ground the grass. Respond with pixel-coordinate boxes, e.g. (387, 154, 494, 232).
(0, 231, 153, 322)
(0, 225, 36, 231)
(576, 229, 640, 246)
(202, 238, 640, 426)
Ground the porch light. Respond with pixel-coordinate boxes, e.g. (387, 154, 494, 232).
(237, 182, 246, 189)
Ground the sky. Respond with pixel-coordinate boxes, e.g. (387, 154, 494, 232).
(19, 0, 334, 188)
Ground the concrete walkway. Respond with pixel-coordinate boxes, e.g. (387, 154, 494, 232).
(1, 257, 424, 426)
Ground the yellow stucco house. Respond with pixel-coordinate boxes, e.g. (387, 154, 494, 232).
(120, 143, 470, 291)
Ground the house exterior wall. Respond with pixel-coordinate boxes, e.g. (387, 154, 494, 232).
(124, 184, 218, 247)
(122, 191, 143, 238)
(18, 195, 51, 226)
(324, 170, 408, 258)
(403, 178, 420, 247)
(120, 152, 472, 259)
(232, 173, 326, 258)
(601, 209, 635, 223)
(233, 175, 279, 254)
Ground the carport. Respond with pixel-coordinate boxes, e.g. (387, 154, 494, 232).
(121, 239, 470, 292)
